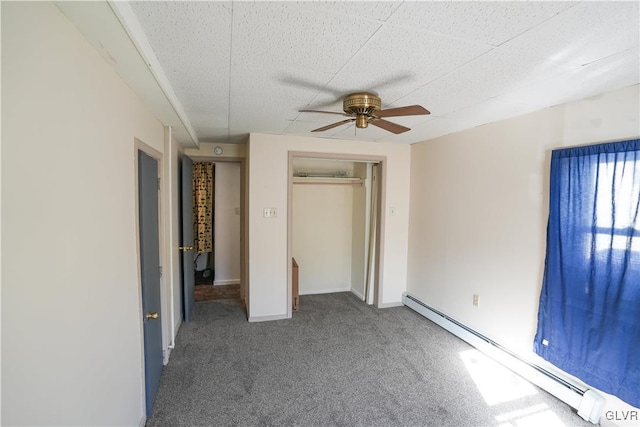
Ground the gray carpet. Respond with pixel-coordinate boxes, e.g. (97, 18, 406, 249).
(146, 292, 590, 427)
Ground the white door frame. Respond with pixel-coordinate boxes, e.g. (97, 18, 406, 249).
(287, 151, 387, 318)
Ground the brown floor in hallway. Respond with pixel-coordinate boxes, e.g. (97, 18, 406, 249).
(194, 283, 241, 302)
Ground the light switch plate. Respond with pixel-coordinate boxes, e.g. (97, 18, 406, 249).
(263, 208, 277, 218)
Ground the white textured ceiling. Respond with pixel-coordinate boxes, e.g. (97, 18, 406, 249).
(70, 1, 640, 146)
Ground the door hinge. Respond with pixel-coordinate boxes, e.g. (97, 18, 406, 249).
(159, 266, 163, 278)
(157, 178, 161, 190)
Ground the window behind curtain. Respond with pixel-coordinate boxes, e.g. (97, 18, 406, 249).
(534, 139, 640, 408)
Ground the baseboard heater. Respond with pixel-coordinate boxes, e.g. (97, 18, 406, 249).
(402, 293, 604, 425)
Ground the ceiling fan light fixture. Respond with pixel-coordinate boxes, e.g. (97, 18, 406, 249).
(356, 114, 369, 128)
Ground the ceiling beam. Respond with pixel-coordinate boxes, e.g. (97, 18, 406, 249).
(54, 0, 199, 148)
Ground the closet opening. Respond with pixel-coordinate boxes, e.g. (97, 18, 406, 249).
(287, 152, 386, 316)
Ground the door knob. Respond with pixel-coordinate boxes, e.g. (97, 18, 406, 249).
(178, 246, 194, 252)
(146, 312, 159, 320)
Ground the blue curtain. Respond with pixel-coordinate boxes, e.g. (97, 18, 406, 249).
(534, 139, 640, 408)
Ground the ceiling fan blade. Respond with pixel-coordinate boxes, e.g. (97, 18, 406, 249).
(370, 118, 411, 134)
(299, 109, 348, 116)
(311, 119, 354, 132)
(376, 105, 430, 118)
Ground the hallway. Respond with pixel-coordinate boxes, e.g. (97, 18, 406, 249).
(194, 283, 241, 302)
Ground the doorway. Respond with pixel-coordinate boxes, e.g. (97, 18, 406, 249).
(287, 152, 386, 316)
(188, 159, 244, 306)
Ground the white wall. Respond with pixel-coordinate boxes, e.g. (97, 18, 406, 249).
(163, 129, 183, 358)
(1, 2, 166, 425)
(293, 183, 354, 294)
(293, 158, 355, 176)
(214, 162, 241, 285)
(291, 158, 366, 296)
(247, 133, 411, 320)
(185, 141, 246, 159)
(407, 84, 640, 418)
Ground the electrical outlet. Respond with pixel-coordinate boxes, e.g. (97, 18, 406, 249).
(473, 294, 479, 307)
(263, 207, 277, 218)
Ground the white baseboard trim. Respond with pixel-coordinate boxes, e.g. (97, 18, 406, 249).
(249, 313, 289, 322)
(378, 301, 403, 308)
(299, 286, 350, 295)
(162, 346, 172, 365)
(350, 288, 365, 300)
(214, 279, 240, 286)
(174, 318, 182, 336)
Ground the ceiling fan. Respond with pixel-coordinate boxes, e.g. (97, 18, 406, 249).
(299, 92, 430, 134)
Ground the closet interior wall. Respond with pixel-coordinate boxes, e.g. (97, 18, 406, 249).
(291, 158, 375, 300)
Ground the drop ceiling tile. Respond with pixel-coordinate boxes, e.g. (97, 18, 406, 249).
(130, 1, 233, 135)
(185, 110, 228, 130)
(294, 110, 349, 124)
(322, 24, 493, 105)
(500, 1, 639, 67)
(333, 124, 392, 141)
(172, 89, 228, 129)
(130, 2, 232, 78)
(497, 66, 640, 111)
(389, 83, 489, 118)
(175, 88, 225, 111)
(274, 73, 343, 106)
(378, 117, 464, 144)
(412, 117, 479, 141)
(284, 120, 349, 138)
(387, 1, 575, 46)
(231, 2, 381, 74)
(302, 92, 358, 115)
(229, 97, 293, 132)
(301, 1, 401, 22)
(427, 47, 575, 102)
(379, 114, 433, 129)
(442, 98, 540, 129)
(229, 66, 335, 115)
(586, 47, 640, 79)
(130, 1, 232, 48)
(298, 97, 346, 117)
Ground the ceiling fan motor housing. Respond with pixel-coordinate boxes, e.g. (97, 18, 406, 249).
(343, 92, 381, 128)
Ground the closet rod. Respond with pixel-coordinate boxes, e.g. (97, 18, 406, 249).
(292, 181, 363, 187)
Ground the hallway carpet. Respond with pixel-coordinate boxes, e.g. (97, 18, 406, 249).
(194, 283, 241, 302)
(146, 293, 590, 427)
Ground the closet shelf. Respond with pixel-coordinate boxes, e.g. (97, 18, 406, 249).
(292, 177, 362, 186)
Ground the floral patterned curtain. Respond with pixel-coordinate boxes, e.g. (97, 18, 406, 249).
(193, 162, 214, 253)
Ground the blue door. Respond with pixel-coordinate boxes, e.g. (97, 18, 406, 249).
(138, 150, 163, 415)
